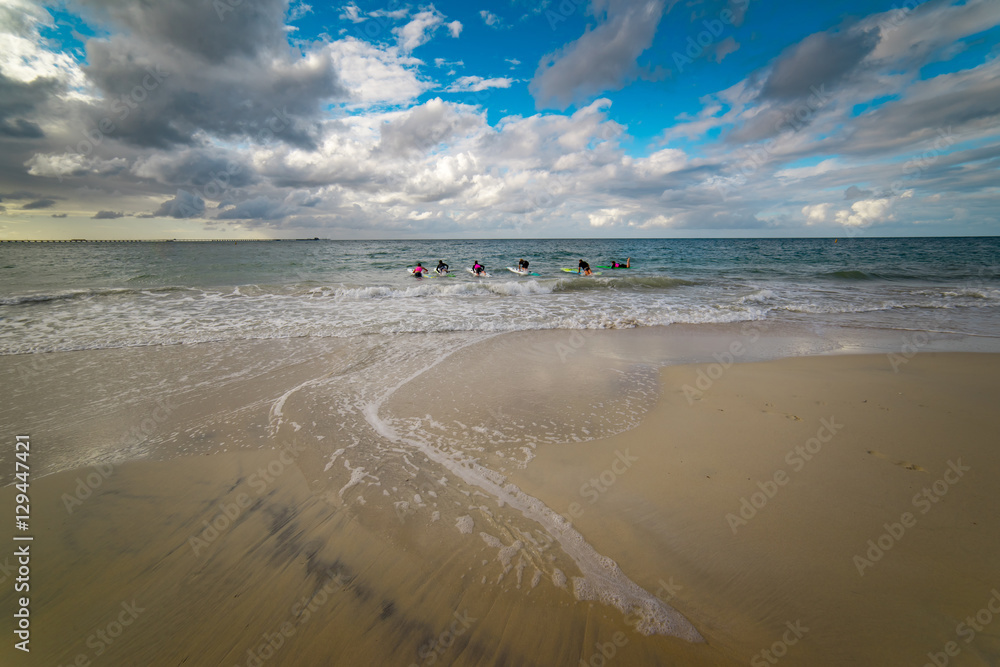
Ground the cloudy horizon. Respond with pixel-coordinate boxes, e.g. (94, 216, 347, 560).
(1, 0, 998, 240)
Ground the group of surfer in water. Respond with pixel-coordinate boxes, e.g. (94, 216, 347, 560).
(410, 257, 630, 278)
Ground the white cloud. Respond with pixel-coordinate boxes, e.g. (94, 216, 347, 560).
(288, 1, 312, 21)
(446, 21, 463, 38)
(835, 198, 892, 228)
(338, 3, 365, 23)
(480, 10, 500, 27)
(394, 7, 445, 53)
(634, 148, 686, 177)
(327, 38, 432, 106)
(444, 76, 514, 93)
(801, 202, 833, 225)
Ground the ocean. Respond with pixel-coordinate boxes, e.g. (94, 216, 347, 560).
(2, 237, 998, 354)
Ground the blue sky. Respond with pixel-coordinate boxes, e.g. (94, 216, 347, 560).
(1, 0, 998, 238)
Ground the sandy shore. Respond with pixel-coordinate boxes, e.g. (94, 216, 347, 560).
(1, 327, 999, 665)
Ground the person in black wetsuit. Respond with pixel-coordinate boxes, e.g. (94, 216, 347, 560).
(578, 259, 592, 276)
(436, 260, 449, 274)
(518, 258, 529, 272)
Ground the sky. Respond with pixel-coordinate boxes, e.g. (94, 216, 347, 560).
(0, 0, 998, 239)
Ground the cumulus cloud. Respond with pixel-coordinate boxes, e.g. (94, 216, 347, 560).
(92, 210, 123, 218)
(377, 98, 485, 157)
(131, 150, 254, 189)
(802, 202, 833, 225)
(447, 21, 463, 38)
(835, 198, 891, 228)
(65, 0, 346, 149)
(328, 38, 433, 106)
(530, 0, 666, 109)
(153, 190, 205, 218)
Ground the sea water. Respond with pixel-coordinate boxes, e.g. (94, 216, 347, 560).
(2, 237, 998, 354)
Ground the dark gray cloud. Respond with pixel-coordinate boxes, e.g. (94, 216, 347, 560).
(0, 72, 60, 139)
(71, 0, 289, 65)
(530, 0, 667, 109)
(22, 198, 56, 209)
(834, 61, 1000, 157)
(132, 150, 255, 188)
(51, 213, 68, 218)
(216, 197, 290, 220)
(378, 99, 482, 156)
(153, 190, 206, 218)
(844, 185, 872, 201)
(92, 210, 124, 218)
(0, 191, 48, 202)
(761, 27, 880, 101)
(71, 0, 346, 149)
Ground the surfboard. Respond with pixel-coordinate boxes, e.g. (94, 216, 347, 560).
(507, 267, 539, 276)
(467, 267, 491, 277)
(561, 268, 602, 275)
(596, 265, 630, 269)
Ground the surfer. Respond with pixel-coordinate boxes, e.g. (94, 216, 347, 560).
(412, 262, 427, 277)
(611, 257, 630, 268)
(472, 261, 486, 276)
(518, 258, 529, 272)
(578, 259, 592, 276)
(436, 260, 449, 274)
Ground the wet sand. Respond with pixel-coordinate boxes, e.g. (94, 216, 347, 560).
(1, 327, 999, 665)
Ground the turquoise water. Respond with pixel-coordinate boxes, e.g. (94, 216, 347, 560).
(1, 237, 998, 353)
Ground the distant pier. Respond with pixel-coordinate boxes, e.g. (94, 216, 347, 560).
(0, 238, 322, 243)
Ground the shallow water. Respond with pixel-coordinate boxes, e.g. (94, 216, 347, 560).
(2, 237, 998, 354)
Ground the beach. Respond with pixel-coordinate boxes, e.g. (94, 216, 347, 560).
(2, 323, 1000, 666)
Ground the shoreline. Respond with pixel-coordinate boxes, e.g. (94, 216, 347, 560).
(1, 327, 999, 665)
